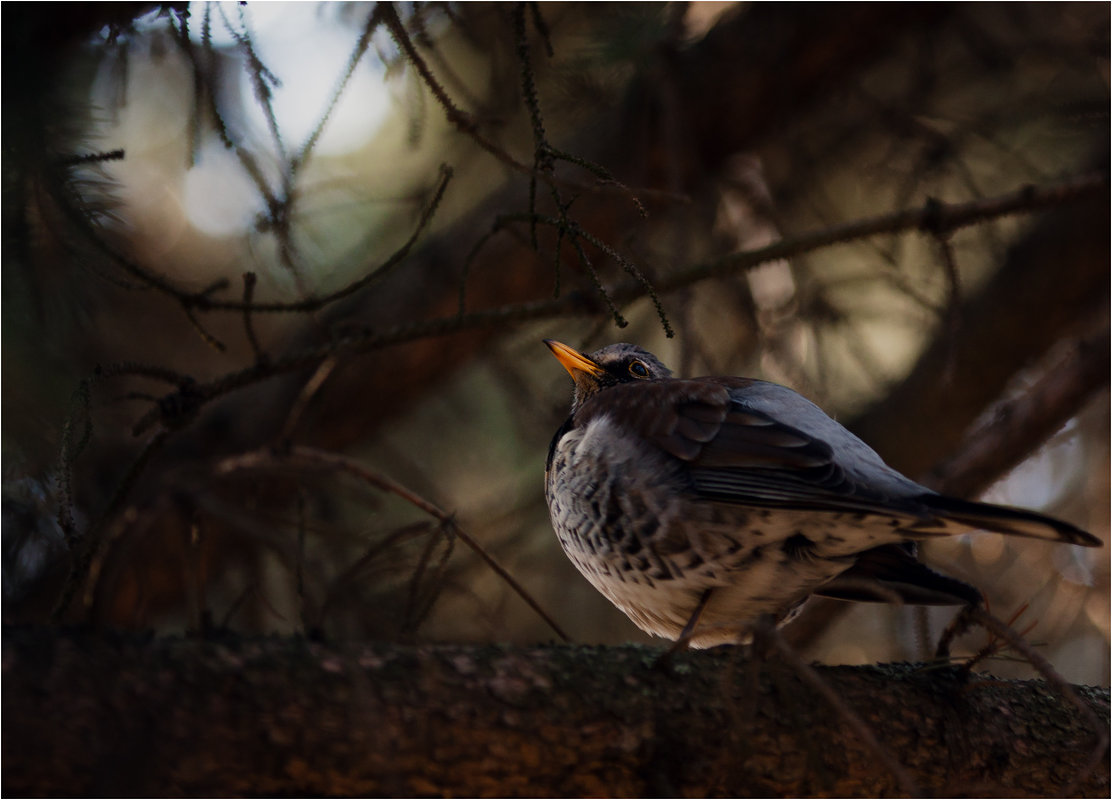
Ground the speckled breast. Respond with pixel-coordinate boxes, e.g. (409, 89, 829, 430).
(545, 413, 864, 646)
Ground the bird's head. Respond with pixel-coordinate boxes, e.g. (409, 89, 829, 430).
(544, 340, 672, 411)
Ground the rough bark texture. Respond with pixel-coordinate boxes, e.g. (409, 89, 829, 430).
(3, 626, 1108, 797)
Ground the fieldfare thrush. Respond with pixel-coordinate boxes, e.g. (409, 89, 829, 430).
(544, 340, 1101, 648)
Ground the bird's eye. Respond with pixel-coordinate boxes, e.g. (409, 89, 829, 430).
(628, 360, 650, 379)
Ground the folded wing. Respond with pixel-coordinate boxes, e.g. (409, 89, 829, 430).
(591, 378, 1100, 548)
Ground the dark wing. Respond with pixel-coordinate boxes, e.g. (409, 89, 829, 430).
(914, 494, 1101, 547)
(813, 542, 983, 606)
(683, 399, 1101, 545)
(578, 379, 1101, 547)
(574, 378, 930, 519)
(632, 380, 933, 519)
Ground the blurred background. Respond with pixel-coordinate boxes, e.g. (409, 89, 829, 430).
(3, 2, 1108, 685)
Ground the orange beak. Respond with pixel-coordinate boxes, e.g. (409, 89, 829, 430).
(544, 339, 605, 379)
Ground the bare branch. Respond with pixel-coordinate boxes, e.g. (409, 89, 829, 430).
(924, 327, 1111, 497)
(215, 446, 571, 642)
(965, 606, 1110, 796)
(53, 429, 171, 621)
(380, 3, 528, 174)
(769, 625, 920, 796)
(294, 5, 384, 172)
(240, 272, 265, 363)
(87, 175, 1106, 451)
(661, 172, 1106, 293)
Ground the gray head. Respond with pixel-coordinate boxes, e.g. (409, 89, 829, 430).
(545, 340, 672, 411)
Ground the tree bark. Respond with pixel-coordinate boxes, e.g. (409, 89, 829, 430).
(3, 626, 1107, 797)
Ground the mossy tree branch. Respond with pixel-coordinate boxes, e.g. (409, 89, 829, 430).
(2, 627, 1107, 797)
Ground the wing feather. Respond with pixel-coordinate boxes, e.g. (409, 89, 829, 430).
(577, 379, 929, 518)
(573, 378, 1100, 547)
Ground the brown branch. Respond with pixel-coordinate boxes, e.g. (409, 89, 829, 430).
(769, 626, 920, 796)
(383, 2, 647, 217)
(54, 176, 1106, 621)
(512, 1, 555, 251)
(293, 5, 384, 172)
(97, 175, 1109, 446)
(314, 520, 434, 630)
(923, 327, 1111, 497)
(193, 163, 456, 313)
(965, 606, 1110, 796)
(56, 380, 94, 544)
(659, 172, 1106, 294)
(227, 3, 288, 169)
(850, 173, 1110, 477)
(240, 271, 265, 363)
(168, 7, 283, 217)
(278, 357, 338, 443)
(380, 3, 529, 175)
(48, 160, 453, 316)
(52, 429, 171, 620)
(3, 628, 1107, 796)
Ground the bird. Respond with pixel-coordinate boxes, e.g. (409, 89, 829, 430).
(543, 339, 1101, 649)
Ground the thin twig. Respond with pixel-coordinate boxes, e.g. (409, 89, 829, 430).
(315, 521, 434, 628)
(295, 5, 384, 172)
(384, 0, 648, 226)
(49, 161, 452, 316)
(241, 272, 266, 363)
(53, 429, 171, 620)
(966, 606, 1109, 796)
(569, 235, 627, 329)
(218, 164, 454, 312)
(182, 304, 227, 352)
(567, 219, 672, 336)
(769, 625, 921, 796)
(176, 4, 282, 212)
(279, 357, 338, 442)
(500, 211, 672, 334)
(296, 491, 309, 633)
(404, 520, 456, 634)
(57, 379, 94, 544)
(931, 232, 962, 385)
(662, 173, 1106, 293)
(527, 2, 554, 58)
(60, 149, 126, 167)
(72, 177, 1109, 467)
(380, 3, 526, 174)
(512, 2, 555, 251)
(215, 446, 572, 642)
(959, 603, 1037, 673)
(228, 3, 289, 168)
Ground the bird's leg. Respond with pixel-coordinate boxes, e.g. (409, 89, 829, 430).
(748, 613, 779, 660)
(676, 588, 714, 645)
(655, 589, 713, 668)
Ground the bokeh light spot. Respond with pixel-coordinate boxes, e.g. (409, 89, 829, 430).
(182, 140, 263, 237)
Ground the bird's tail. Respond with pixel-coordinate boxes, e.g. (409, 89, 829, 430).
(909, 494, 1101, 547)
